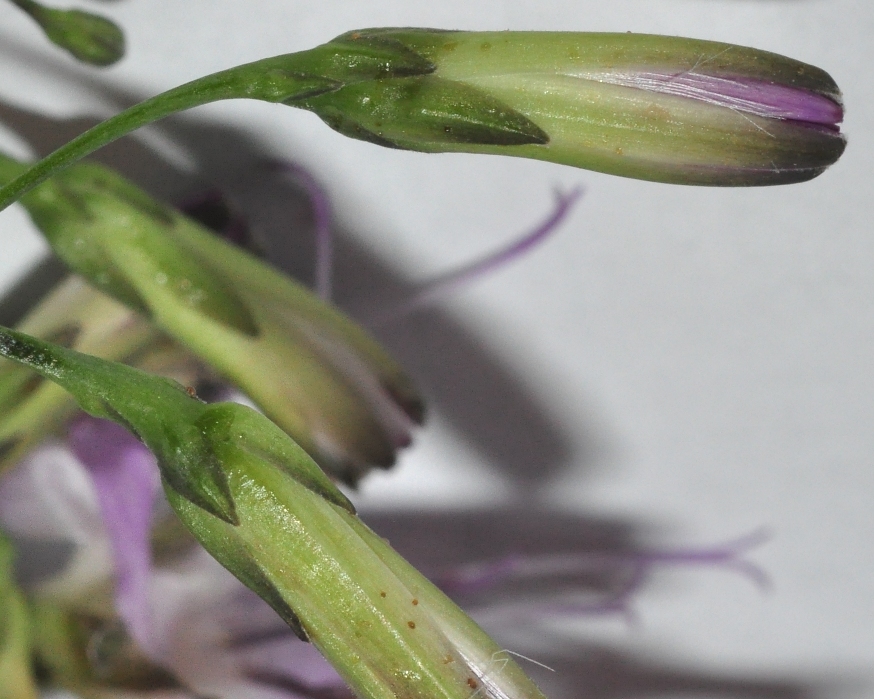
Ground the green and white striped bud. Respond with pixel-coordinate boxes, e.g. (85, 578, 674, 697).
(0, 28, 845, 211)
(0, 327, 547, 699)
(0, 153, 422, 484)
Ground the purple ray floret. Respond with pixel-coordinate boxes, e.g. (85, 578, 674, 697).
(68, 414, 161, 656)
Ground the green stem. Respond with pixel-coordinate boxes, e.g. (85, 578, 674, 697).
(0, 152, 28, 184)
(0, 51, 325, 212)
(0, 30, 443, 210)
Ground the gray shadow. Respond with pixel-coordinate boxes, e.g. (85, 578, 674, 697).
(361, 507, 854, 699)
(525, 642, 853, 699)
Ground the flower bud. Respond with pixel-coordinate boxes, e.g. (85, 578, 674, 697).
(3, 154, 422, 484)
(10, 0, 124, 66)
(298, 29, 845, 185)
(0, 327, 546, 699)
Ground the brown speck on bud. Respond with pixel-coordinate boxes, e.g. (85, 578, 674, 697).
(407, 621, 416, 629)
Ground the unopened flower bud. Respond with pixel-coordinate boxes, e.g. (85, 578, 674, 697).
(0, 327, 547, 699)
(1, 153, 422, 483)
(10, 0, 124, 66)
(300, 29, 844, 185)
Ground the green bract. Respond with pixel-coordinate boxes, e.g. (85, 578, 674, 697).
(0, 326, 547, 699)
(0, 28, 845, 212)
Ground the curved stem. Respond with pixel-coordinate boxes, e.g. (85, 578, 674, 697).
(0, 51, 321, 212)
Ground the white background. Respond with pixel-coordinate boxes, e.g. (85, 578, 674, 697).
(0, 1, 871, 697)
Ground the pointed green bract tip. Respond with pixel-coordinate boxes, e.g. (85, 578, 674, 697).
(300, 75, 549, 150)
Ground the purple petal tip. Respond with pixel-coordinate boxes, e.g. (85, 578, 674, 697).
(605, 70, 843, 128)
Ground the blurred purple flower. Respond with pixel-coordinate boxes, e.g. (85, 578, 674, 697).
(67, 415, 161, 657)
(0, 422, 350, 697)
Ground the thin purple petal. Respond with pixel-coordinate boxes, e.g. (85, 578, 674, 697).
(376, 188, 582, 323)
(269, 161, 335, 301)
(67, 415, 161, 656)
(620, 527, 772, 591)
(438, 529, 770, 620)
(592, 71, 843, 126)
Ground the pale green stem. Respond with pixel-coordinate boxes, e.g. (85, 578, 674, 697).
(0, 51, 330, 212)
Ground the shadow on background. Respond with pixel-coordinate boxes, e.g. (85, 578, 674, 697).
(362, 507, 847, 699)
(0, 37, 858, 699)
(527, 642, 843, 699)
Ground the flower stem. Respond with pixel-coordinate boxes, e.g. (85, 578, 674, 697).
(0, 50, 333, 212)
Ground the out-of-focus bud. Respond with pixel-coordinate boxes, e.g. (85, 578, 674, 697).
(0, 327, 547, 699)
(0, 29, 845, 209)
(2, 153, 422, 484)
(10, 0, 125, 66)
(298, 29, 845, 186)
(0, 535, 39, 699)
